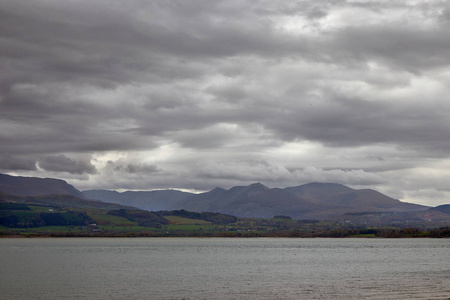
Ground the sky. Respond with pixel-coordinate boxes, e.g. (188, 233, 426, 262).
(1, 0, 450, 206)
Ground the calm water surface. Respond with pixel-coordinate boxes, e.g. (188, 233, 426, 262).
(1, 238, 449, 299)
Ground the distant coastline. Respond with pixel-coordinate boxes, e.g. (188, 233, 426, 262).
(2, 226, 450, 238)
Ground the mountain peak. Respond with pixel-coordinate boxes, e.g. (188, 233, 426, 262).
(249, 182, 269, 189)
(207, 187, 227, 195)
(302, 182, 352, 188)
(212, 187, 227, 191)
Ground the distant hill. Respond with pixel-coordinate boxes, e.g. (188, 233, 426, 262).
(82, 189, 193, 211)
(0, 173, 83, 198)
(430, 204, 450, 215)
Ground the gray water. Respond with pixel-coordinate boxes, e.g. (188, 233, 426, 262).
(0, 238, 449, 299)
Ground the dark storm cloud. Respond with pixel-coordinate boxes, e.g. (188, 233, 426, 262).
(1, 0, 450, 205)
(105, 161, 160, 175)
(39, 155, 97, 175)
(262, 94, 450, 153)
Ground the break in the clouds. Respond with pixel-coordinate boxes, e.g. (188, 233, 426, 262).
(1, 0, 450, 206)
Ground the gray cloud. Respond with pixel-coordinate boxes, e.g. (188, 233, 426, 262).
(0, 155, 37, 171)
(1, 0, 450, 206)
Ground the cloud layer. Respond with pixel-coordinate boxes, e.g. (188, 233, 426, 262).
(1, 0, 450, 205)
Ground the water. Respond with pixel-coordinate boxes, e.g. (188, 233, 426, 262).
(1, 238, 449, 299)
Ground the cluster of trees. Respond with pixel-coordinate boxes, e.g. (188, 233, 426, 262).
(273, 215, 292, 219)
(157, 209, 238, 224)
(273, 227, 450, 238)
(107, 209, 169, 227)
(234, 218, 320, 232)
(378, 227, 450, 238)
(0, 203, 31, 211)
(1, 210, 92, 228)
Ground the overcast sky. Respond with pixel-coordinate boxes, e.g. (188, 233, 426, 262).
(1, 0, 450, 206)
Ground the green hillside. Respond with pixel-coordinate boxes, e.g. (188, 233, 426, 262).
(0, 192, 239, 237)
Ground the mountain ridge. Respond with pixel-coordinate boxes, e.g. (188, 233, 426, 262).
(0, 173, 433, 220)
(178, 182, 428, 219)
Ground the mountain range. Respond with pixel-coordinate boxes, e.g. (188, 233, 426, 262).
(167, 182, 427, 219)
(0, 173, 435, 220)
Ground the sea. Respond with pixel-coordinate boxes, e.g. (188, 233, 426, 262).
(1, 237, 449, 299)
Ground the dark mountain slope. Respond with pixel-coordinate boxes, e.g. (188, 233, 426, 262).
(330, 189, 427, 212)
(0, 173, 83, 198)
(284, 182, 354, 202)
(178, 187, 228, 212)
